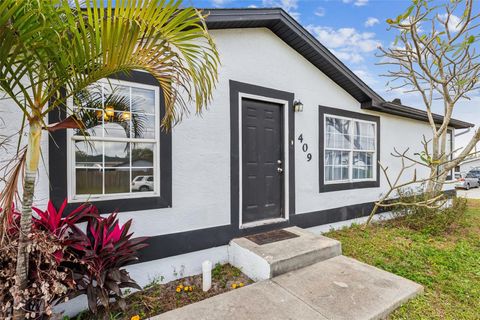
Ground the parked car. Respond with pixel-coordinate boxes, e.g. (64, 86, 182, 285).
(455, 170, 480, 190)
(132, 175, 154, 191)
(454, 172, 466, 180)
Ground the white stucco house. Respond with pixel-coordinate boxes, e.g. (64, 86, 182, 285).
(457, 155, 480, 174)
(1, 8, 474, 293)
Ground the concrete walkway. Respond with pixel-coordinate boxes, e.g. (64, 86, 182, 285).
(457, 187, 480, 199)
(150, 256, 423, 320)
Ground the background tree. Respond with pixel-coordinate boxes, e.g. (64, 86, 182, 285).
(379, 0, 480, 195)
(0, 1, 219, 318)
(366, 0, 480, 224)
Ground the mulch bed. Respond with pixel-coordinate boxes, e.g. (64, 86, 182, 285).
(74, 263, 253, 320)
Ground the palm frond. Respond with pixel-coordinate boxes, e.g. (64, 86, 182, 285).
(0, 0, 220, 129)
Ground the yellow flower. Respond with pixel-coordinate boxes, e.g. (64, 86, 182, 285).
(239, 282, 244, 287)
(231, 283, 237, 289)
(184, 286, 189, 291)
(189, 286, 193, 292)
(131, 316, 140, 320)
(176, 287, 181, 293)
(179, 284, 184, 289)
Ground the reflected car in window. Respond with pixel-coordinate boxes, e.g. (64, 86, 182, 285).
(455, 170, 480, 190)
(132, 175, 154, 192)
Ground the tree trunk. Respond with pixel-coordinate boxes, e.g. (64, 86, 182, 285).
(425, 166, 438, 196)
(12, 120, 42, 320)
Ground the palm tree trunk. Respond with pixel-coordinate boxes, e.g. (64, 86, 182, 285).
(13, 120, 42, 320)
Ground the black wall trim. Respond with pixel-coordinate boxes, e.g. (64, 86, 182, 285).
(229, 80, 295, 228)
(48, 70, 172, 213)
(319, 105, 381, 193)
(137, 188, 457, 263)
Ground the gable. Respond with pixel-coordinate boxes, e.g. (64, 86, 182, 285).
(205, 8, 473, 129)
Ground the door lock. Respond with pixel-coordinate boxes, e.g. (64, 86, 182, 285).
(277, 167, 283, 173)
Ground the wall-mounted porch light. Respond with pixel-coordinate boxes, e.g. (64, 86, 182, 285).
(293, 100, 304, 112)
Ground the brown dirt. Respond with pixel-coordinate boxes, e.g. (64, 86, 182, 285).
(74, 263, 252, 320)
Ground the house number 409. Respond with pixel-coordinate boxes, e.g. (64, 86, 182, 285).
(297, 134, 312, 162)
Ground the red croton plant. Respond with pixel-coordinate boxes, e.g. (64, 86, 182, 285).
(0, 200, 148, 319)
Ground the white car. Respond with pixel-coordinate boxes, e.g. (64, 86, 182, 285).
(132, 175, 154, 192)
(455, 170, 480, 190)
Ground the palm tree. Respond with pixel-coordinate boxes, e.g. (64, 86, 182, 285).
(0, 1, 219, 318)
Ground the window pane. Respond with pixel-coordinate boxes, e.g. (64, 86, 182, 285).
(325, 150, 350, 166)
(325, 166, 333, 181)
(131, 87, 155, 114)
(132, 168, 154, 192)
(325, 151, 350, 182)
(132, 143, 154, 167)
(103, 112, 131, 138)
(105, 168, 130, 194)
(354, 121, 375, 137)
(353, 152, 374, 167)
(104, 142, 129, 167)
(132, 114, 155, 139)
(74, 108, 103, 137)
(76, 168, 103, 195)
(353, 152, 374, 180)
(354, 136, 375, 150)
(325, 117, 350, 149)
(354, 121, 375, 150)
(104, 84, 130, 112)
(353, 166, 373, 180)
(72, 81, 159, 199)
(326, 117, 349, 134)
(75, 141, 102, 167)
(333, 167, 349, 181)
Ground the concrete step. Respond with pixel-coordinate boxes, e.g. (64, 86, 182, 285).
(228, 226, 342, 281)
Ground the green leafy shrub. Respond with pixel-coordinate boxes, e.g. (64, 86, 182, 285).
(388, 189, 467, 235)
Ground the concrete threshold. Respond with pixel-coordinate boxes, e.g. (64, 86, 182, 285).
(150, 255, 423, 320)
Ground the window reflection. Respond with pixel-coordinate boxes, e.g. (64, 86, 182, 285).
(72, 81, 158, 197)
(132, 168, 154, 192)
(325, 115, 376, 183)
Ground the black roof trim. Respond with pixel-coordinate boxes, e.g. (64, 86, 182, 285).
(368, 101, 474, 129)
(205, 8, 383, 104)
(204, 8, 473, 129)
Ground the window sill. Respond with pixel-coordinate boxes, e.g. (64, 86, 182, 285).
(319, 179, 380, 193)
(69, 191, 159, 203)
(324, 178, 376, 185)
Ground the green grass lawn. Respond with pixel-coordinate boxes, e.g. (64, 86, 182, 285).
(325, 200, 480, 320)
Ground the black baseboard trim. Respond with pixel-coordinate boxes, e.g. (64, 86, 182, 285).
(136, 189, 457, 264)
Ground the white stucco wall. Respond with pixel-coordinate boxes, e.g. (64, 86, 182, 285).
(459, 157, 480, 173)
(0, 27, 451, 238)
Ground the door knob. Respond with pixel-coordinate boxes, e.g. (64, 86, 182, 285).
(277, 167, 283, 173)
(277, 160, 282, 164)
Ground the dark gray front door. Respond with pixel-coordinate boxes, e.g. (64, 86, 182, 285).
(242, 98, 284, 224)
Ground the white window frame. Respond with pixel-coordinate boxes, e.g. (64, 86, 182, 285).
(323, 113, 377, 184)
(67, 78, 161, 203)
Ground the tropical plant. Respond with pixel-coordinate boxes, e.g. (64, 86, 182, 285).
(70, 213, 148, 314)
(1, 201, 148, 318)
(1, 203, 95, 319)
(0, 1, 219, 318)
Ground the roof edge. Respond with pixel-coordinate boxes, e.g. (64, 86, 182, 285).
(203, 8, 474, 130)
(367, 101, 474, 129)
